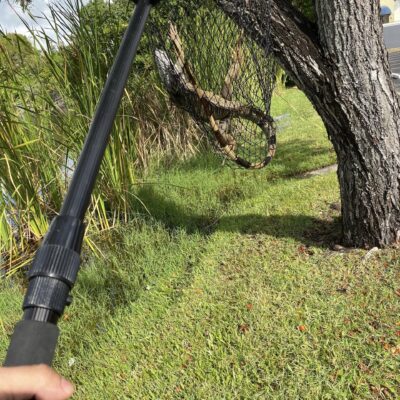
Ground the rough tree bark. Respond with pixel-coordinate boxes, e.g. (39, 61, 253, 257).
(217, 0, 400, 248)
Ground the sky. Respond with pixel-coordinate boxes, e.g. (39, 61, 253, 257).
(0, 0, 55, 38)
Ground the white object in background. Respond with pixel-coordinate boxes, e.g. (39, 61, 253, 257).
(392, 73, 400, 79)
(68, 357, 76, 367)
(383, 22, 400, 49)
(394, 0, 400, 22)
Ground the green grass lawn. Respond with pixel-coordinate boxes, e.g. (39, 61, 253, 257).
(1, 89, 399, 399)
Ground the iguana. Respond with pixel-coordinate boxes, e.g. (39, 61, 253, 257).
(155, 23, 276, 169)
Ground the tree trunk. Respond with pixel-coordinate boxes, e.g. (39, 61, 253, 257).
(217, 0, 400, 248)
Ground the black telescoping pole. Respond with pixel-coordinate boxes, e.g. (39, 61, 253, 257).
(4, 0, 159, 368)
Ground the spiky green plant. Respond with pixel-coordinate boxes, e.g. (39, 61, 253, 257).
(0, 0, 204, 275)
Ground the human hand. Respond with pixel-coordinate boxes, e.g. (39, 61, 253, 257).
(0, 365, 74, 400)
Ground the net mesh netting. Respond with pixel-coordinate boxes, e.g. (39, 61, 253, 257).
(150, 0, 277, 169)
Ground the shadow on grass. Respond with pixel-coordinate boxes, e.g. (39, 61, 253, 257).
(77, 215, 202, 316)
(160, 138, 334, 178)
(133, 186, 342, 248)
(133, 185, 222, 235)
(165, 149, 223, 172)
(274, 138, 334, 166)
(77, 261, 145, 314)
(217, 213, 342, 248)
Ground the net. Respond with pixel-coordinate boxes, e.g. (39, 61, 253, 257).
(150, 0, 277, 169)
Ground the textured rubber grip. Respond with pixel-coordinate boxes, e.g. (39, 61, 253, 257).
(3, 320, 59, 366)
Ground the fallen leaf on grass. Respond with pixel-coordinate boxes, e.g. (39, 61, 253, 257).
(297, 245, 314, 256)
(390, 345, 400, 355)
(395, 289, 400, 297)
(347, 329, 361, 337)
(246, 303, 253, 311)
(238, 323, 250, 334)
(181, 355, 193, 369)
(382, 342, 400, 355)
(298, 245, 307, 254)
(383, 342, 391, 351)
(358, 362, 371, 373)
(175, 386, 182, 393)
(370, 385, 391, 398)
(297, 325, 307, 332)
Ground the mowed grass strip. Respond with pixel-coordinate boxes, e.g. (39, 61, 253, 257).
(1, 89, 398, 399)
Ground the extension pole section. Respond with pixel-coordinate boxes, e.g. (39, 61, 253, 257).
(61, 0, 152, 218)
(4, 0, 157, 367)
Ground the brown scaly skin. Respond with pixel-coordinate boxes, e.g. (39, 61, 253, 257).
(156, 22, 276, 169)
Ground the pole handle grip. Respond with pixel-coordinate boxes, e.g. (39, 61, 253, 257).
(3, 320, 59, 367)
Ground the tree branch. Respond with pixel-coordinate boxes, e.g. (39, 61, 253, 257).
(274, 0, 319, 41)
(216, 0, 338, 125)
